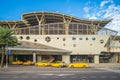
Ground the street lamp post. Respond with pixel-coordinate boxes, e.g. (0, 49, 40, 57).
(6, 51, 8, 68)
(5, 44, 8, 68)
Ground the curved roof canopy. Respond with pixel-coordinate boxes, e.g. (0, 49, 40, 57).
(0, 11, 111, 27)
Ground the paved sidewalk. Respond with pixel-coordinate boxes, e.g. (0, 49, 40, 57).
(97, 67, 120, 74)
(89, 63, 120, 68)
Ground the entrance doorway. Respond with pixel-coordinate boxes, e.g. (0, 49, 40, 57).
(41, 55, 62, 62)
(13, 55, 33, 62)
(70, 55, 94, 63)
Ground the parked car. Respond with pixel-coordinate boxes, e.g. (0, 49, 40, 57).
(68, 63, 89, 68)
(23, 61, 34, 65)
(36, 61, 50, 67)
(51, 61, 66, 67)
(12, 60, 23, 65)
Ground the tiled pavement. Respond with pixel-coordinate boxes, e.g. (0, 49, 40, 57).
(0, 65, 120, 80)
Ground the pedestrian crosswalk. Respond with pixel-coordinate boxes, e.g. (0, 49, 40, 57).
(0, 67, 120, 80)
(96, 68, 120, 73)
(0, 75, 119, 79)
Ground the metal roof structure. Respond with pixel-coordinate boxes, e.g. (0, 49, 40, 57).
(0, 11, 111, 28)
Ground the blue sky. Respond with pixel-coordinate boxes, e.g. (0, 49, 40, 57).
(0, 0, 120, 35)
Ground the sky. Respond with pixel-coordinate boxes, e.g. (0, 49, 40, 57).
(0, 0, 120, 35)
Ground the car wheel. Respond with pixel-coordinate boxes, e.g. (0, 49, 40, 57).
(71, 65, 74, 68)
(43, 64, 46, 67)
(83, 65, 87, 68)
(58, 66, 62, 68)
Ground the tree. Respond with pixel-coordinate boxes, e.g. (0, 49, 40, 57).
(0, 26, 18, 67)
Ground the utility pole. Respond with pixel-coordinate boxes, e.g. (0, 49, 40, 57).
(6, 44, 8, 68)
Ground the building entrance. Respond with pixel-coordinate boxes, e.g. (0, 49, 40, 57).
(70, 55, 94, 63)
(100, 53, 120, 63)
(13, 55, 33, 62)
(40, 55, 62, 62)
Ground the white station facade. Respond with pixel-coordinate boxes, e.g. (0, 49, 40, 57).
(0, 11, 120, 64)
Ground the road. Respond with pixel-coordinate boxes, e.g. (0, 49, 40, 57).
(0, 65, 120, 80)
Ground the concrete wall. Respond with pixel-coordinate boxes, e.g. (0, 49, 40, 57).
(16, 35, 110, 55)
(110, 41, 120, 52)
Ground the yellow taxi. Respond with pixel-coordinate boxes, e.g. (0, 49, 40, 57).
(68, 63, 89, 68)
(12, 60, 23, 65)
(51, 61, 66, 68)
(36, 61, 50, 67)
(23, 61, 34, 65)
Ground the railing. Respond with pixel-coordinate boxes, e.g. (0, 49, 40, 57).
(14, 22, 118, 35)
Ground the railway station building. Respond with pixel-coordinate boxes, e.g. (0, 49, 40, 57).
(0, 11, 120, 64)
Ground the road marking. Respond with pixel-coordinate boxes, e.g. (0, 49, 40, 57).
(81, 76, 87, 78)
(61, 77, 66, 78)
(31, 76, 38, 78)
(38, 73, 74, 76)
(57, 74, 74, 76)
(96, 68, 120, 74)
(71, 77, 77, 78)
(111, 76, 117, 78)
(3, 70, 107, 73)
(0, 77, 8, 78)
(38, 74, 54, 76)
(22, 76, 29, 78)
(52, 76, 58, 78)
(41, 77, 48, 78)
(101, 76, 107, 78)
(90, 76, 97, 78)
(13, 76, 19, 78)
(81, 79, 86, 80)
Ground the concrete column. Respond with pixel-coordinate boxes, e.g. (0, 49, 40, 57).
(37, 55, 42, 62)
(94, 55, 99, 64)
(118, 54, 120, 63)
(9, 55, 13, 64)
(115, 54, 118, 63)
(113, 54, 116, 63)
(41, 27, 44, 35)
(62, 55, 70, 64)
(33, 52, 36, 63)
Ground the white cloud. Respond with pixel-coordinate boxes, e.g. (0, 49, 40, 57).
(89, 15, 98, 19)
(83, 7, 90, 13)
(106, 14, 120, 31)
(100, 0, 113, 8)
(84, 0, 120, 35)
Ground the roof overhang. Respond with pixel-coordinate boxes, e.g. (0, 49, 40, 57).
(22, 12, 111, 27)
(0, 11, 112, 28)
(8, 48, 71, 53)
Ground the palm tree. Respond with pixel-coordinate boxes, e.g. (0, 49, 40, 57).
(0, 26, 18, 67)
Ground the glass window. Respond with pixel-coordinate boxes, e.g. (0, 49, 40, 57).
(100, 40, 104, 44)
(86, 37, 89, 40)
(57, 37, 59, 39)
(92, 37, 96, 40)
(34, 39, 37, 42)
(63, 38, 66, 41)
(72, 37, 76, 40)
(63, 44, 65, 46)
(73, 44, 76, 47)
(45, 36, 51, 42)
(26, 36, 30, 40)
(19, 36, 23, 40)
(79, 38, 83, 40)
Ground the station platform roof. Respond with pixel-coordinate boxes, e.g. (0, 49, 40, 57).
(0, 11, 111, 28)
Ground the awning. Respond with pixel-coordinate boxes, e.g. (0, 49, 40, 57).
(7, 41, 72, 55)
(8, 47, 72, 53)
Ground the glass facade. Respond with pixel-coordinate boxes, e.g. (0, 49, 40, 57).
(70, 55, 94, 63)
(15, 22, 117, 35)
(100, 53, 120, 63)
(13, 55, 33, 62)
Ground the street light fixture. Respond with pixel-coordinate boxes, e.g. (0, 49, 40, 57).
(5, 44, 8, 68)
